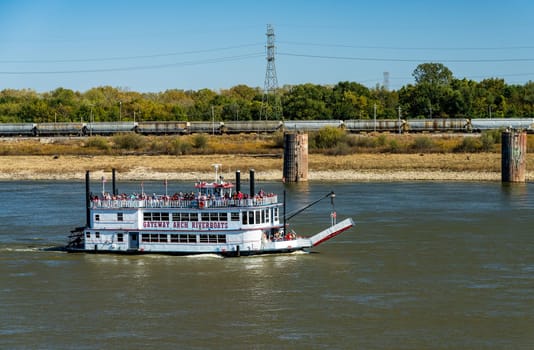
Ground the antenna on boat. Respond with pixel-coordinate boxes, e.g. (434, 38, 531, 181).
(331, 191, 336, 225)
(212, 163, 221, 182)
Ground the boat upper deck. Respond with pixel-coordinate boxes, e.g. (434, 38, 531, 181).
(90, 193, 279, 210)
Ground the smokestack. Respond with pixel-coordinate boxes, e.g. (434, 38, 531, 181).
(235, 170, 241, 193)
(112, 168, 117, 195)
(249, 169, 255, 197)
(85, 171, 91, 228)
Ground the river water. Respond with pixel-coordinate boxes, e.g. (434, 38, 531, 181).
(1, 180, 533, 349)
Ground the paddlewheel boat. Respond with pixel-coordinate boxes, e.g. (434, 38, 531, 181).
(66, 166, 354, 256)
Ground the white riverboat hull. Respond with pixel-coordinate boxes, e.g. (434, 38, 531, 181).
(67, 218, 354, 257)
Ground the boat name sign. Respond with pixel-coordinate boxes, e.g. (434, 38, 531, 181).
(143, 221, 229, 229)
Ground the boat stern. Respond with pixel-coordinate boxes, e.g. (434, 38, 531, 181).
(309, 218, 355, 247)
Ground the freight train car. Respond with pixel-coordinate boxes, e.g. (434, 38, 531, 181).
(0, 123, 37, 136)
(187, 121, 224, 134)
(137, 121, 188, 135)
(344, 119, 403, 133)
(406, 118, 468, 133)
(468, 118, 534, 132)
(83, 122, 138, 135)
(221, 120, 283, 134)
(282, 120, 344, 132)
(36, 122, 84, 136)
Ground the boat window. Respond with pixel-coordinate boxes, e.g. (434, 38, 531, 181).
(144, 212, 170, 221)
(170, 234, 179, 243)
(172, 213, 180, 221)
(219, 212, 228, 221)
(255, 211, 261, 224)
(199, 234, 227, 243)
(261, 210, 265, 223)
(273, 208, 279, 221)
(231, 212, 239, 221)
(86, 232, 90, 238)
(209, 212, 219, 221)
(242, 212, 248, 225)
(95, 214, 100, 221)
(188, 234, 196, 243)
(201, 213, 210, 221)
(117, 213, 123, 221)
(190, 213, 198, 222)
(117, 233, 123, 242)
(248, 211, 254, 225)
(142, 234, 149, 242)
(95, 232, 100, 238)
(159, 234, 168, 243)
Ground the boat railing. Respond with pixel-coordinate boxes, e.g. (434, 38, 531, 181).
(90, 195, 278, 209)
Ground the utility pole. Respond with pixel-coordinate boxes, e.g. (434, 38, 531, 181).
(397, 106, 402, 134)
(261, 24, 282, 121)
(211, 106, 215, 135)
(373, 103, 377, 132)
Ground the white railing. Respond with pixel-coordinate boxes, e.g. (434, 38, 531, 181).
(90, 195, 278, 209)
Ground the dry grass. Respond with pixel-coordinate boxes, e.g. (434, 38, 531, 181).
(0, 152, 522, 181)
(0, 134, 532, 181)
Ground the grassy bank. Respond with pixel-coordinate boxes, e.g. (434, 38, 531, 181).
(0, 132, 532, 181)
(0, 153, 515, 181)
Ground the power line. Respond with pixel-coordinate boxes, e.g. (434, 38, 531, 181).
(0, 53, 263, 75)
(279, 40, 534, 51)
(0, 43, 263, 64)
(278, 52, 534, 63)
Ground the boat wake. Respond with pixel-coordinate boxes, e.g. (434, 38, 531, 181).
(185, 253, 224, 259)
(1, 246, 44, 253)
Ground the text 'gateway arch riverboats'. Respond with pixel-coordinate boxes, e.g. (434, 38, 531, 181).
(66, 166, 355, 257)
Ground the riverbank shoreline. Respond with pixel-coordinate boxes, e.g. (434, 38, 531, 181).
(0, 153, 522, 182)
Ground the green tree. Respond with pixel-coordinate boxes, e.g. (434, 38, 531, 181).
(282, 84, 331, 120)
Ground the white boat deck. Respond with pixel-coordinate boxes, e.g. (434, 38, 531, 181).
(90, 195, 279, 209)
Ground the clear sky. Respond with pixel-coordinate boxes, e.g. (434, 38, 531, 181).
(1, 0, 533, 93)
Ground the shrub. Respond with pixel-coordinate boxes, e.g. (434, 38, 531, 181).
(479, 130, 500, 151)
(313, 126, 346, 149)
(410, 136, 435, 152)
(84, 136, 110, 151)
(271, 131, 285, 148)
(324, 143, 352, 156)
(455, 136, 481, 152)
(376, 134, 387, 147)
(192, 134, 208, 150)
(387, 139, 400, 153)
(347, 135, 377, 148)
(170, 137, 193, 155)
(112, 133, 146, 150)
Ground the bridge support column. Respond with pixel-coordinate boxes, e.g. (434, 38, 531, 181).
(283, 133, 308, 182)
(501, 130, 527, 183)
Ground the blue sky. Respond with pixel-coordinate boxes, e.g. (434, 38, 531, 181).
(1, 0, 533, 92)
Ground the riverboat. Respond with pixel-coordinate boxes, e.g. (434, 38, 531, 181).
(66, 166, 354, 256)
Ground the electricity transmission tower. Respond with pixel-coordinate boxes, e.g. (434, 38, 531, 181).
(261, 24, 282, 120)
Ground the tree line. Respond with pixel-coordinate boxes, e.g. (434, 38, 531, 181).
(1, 63, 533, 124)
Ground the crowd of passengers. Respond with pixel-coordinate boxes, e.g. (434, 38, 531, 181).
(90, 188, 274, 203)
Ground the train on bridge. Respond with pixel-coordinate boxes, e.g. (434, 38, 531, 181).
(0, 118, 532, 137)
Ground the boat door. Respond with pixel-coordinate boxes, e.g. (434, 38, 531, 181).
(129, 232, 139, 249)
